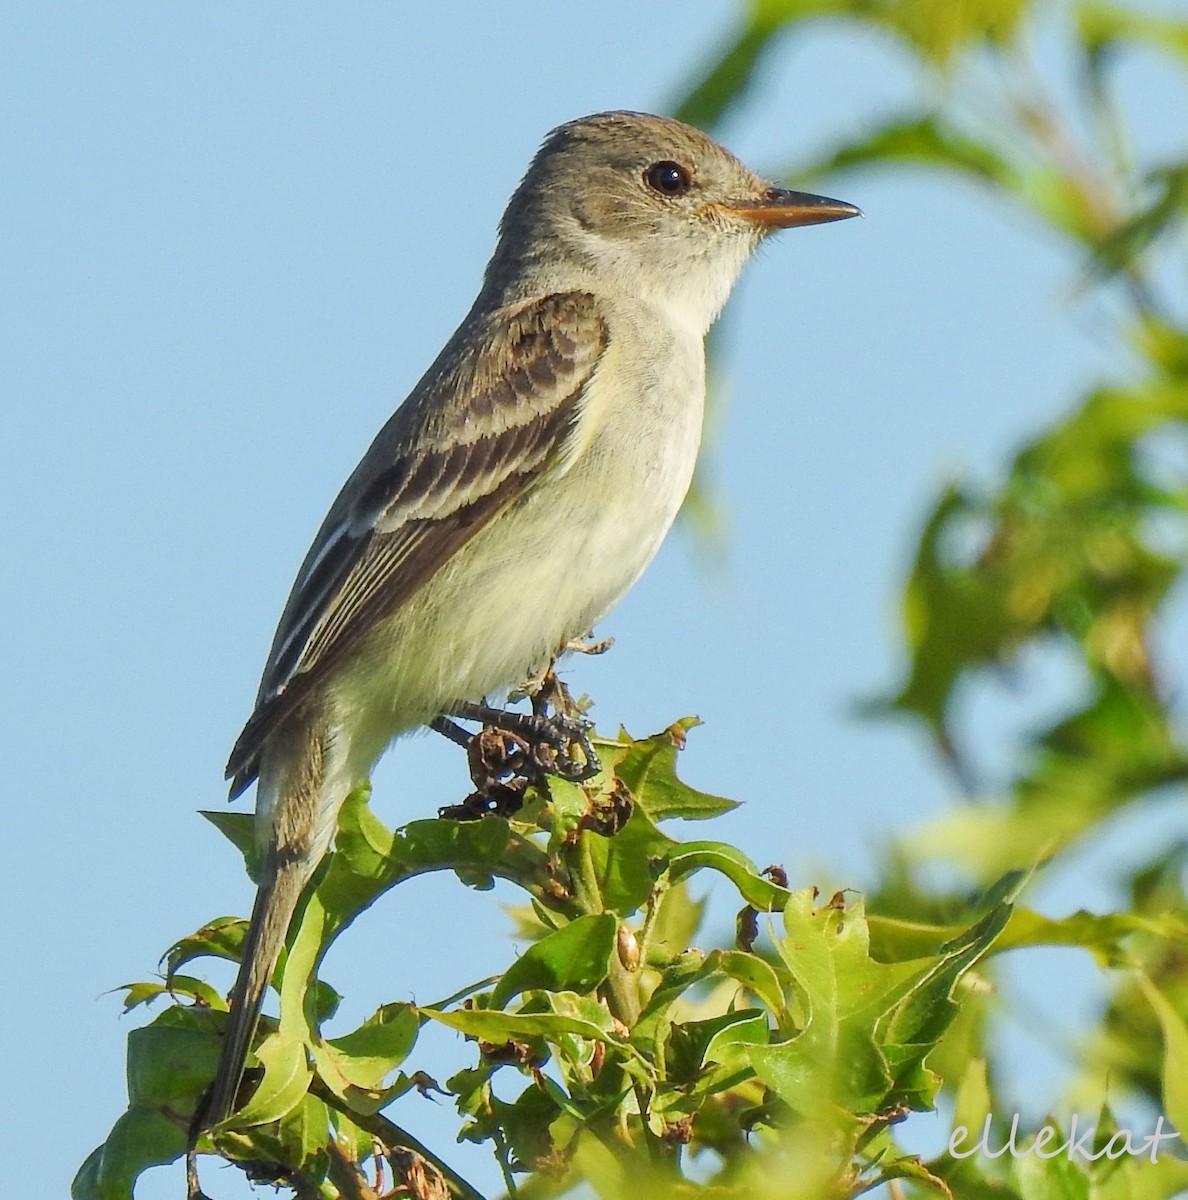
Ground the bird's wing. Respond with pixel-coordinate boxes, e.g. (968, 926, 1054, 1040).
(226, 290, 608, 795)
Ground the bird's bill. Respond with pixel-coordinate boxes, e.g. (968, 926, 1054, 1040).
(727, 188, 862, 229)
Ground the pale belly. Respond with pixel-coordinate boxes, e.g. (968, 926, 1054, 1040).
(330, 352, 705, 780)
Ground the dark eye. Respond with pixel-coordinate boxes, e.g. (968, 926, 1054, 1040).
(644, 160, 692, 196)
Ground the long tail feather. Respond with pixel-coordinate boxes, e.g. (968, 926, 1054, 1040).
(200, 855, 313, 1129)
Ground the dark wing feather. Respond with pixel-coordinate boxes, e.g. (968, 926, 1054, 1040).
(226, 291, 608, 795)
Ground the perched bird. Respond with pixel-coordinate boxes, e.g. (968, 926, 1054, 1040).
(202, 110, 859, 1128)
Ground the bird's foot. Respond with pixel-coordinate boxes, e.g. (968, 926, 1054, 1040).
(437, 777, 528, 821)
(446, 699, 601, 784)
(508, 633, 612, 707)
(434, 702, 600, 821)
(565, 633, 614, 657)
(433, 650, 605, 819)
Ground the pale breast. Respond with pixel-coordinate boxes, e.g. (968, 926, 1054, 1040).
(331, 299, 706, 775)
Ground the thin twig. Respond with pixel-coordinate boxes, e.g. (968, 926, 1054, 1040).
(313, 1083, 488, 1200)
(327, 1141, 383, 1200)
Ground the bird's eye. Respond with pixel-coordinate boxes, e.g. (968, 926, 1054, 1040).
(644, 160, 692, 197)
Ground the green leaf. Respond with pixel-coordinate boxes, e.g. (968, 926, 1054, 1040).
(200, 809, 257, 865)
(950, 1057, 992, 1144)
(613, 719, 739, 821)
(748, 887, 1010, 1119)
(420, 1001, 625, 1048)
(484, 1081, 570, 1178)
(544, 776, 593, 856)
(491, 913, 617, 1009)
(321, 1001, 419, 1092)
(1010, 1144, 1091, 1200)
(240, 799, 555, 1095)
(70, 1108, 186, 1200)
(866, 0, 1028, 62)
(632, 949, 710, 1051)
(254, 1092, 334, 1175)
(707, 948, 788, 1018)
(671, 1008, 770, 1087)
(670, 13, 792, 131)
(1090, 1156, 1188, 1198)
(1085, 164, 1188, 281)
(1077, 1, 1188, 67)
(582, 804, 675, 916)
(875, 379, 1188, 810)
(879, 1153, 955, 1198)
(998, 908, 1188, 965)
(669, 841, 791, 910)
(1136, 974, 1188, 1135)
(870, 483, 1019, 744)
(126, 1014, 220, 1109)
(879, 901, 1013, 1093)
(220, 1033, 311, 1129)
(871, 904, 1186, 968)
(324, 794, 542, 927)
(118, 974, 224, 1013)
(334, 782, 392, 861)
(72, 1010, 221, 1197)
(631, 946, 786, 1068)
(701, 1008, 770, 1061)
(867, 914, 971, 962)
(541, 989, 635, 1075)
(909, 685, 1188, 878)
(787, 113, 1022, 192)
(163, 916, 246, 979)
(71, 1147, 105, 1200)
(641, 879, 706, 966)
(277, 889, 330, 1045)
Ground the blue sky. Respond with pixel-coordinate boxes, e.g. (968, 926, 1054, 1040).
(5, 3, 1186, 1197)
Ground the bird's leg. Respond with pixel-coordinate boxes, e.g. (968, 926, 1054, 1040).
(437, 728, 531, 820)
(432, 635, 612, 803)
(428, 716, 472, 749)
(508, 659, 553, 705)
(526, 664, 573, 720)
(508, 633, 613, 709)
(445, 699, 600, 783)
(432, 715, 533, 795)
(565, 634, 615, 657)
(466, 725, 532, 790)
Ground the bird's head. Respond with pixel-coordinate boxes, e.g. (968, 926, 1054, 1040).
(489, 111, 860, 335)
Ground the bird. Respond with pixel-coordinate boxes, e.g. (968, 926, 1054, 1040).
(200, 110, 859, 1130)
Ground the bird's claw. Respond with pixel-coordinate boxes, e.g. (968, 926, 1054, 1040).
(434, 642, 607, 816)
(522, 709, 600, 782)
(434, 700, 601, 806)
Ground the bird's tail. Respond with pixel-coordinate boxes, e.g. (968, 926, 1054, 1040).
(200, 852, 314, 1130)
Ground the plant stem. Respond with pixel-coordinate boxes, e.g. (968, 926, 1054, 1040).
(573, 830, 641, 1026)
(313, 1085, 487, 1200)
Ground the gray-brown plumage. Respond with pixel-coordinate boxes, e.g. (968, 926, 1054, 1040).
(226, 292, 608, 798)
(201, 111, 857, 1132)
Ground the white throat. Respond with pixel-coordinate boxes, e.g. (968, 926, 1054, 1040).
(568, 222, 757, 337)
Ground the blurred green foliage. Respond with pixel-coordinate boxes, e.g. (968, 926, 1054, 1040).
(76, 1, 1187, 1197)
